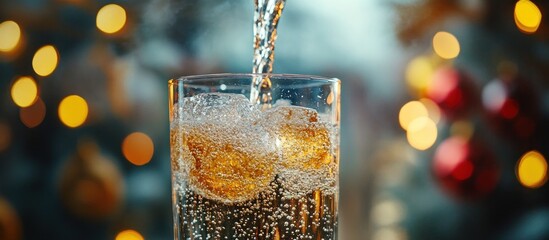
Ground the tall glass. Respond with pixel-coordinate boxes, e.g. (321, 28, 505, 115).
(169, 74, 340, 239)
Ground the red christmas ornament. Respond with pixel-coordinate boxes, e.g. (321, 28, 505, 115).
(482, 75, 540, 144)
(432, 136, 500, 200)
(427, 66, 479, 120)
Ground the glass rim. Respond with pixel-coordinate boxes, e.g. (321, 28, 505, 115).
(168, 73, 341, 85)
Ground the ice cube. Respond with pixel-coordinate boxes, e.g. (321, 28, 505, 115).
(260, 106, 334, 170)
(181, 93, 260, 123)
(180, 121, 278, 203)
(258, 106, 337, 197)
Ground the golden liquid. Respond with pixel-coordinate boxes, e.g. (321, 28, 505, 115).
(170, 103, 339, 239)
(173, 177, 337, 240)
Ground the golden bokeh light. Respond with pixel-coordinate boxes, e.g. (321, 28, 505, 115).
(517, 151, 547, 188)
(0, 198, 22, 240)
(96, 4, 127, 34)
(326, 91, 334, 105)
(20, 97, 46, 128)
(11, 76, 38, 107)
(32, 45, 59, 77)
(419, 98, 441, 124)
(432, 31, 460, 59)
(405, 56, 434, 92)
(399, 101, 428, 130)
(514, 0, 542, 33)
(122, 132, 154, 166)
(115, 229, 144, 240)
(58, 95, 88, 128)
(406, 116, 437, 150)
(0, 20, 21, 52)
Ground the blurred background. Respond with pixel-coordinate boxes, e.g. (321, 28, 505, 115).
(1, 0, 549, 239)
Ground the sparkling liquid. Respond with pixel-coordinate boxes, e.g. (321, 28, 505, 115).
(171, 94, 338, 239)
(250, 0, 286, 105)
(173, 179, 337, 240)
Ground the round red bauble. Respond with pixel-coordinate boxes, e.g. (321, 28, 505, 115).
(427, 66, 479, 120)
(482, 75, 540, 144)
(433, 136, 500, 200)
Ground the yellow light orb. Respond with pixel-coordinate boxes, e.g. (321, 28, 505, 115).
(20, 97, 46, 128)
(406, 116, 437, 150)
(58, 95, 88, 128)
(326, 91, 334, 105)
(517, 150, 547, 188)
(399, 101, 428, 130)
(11, 76, 38, 107)
(515, 0, 542, 33)
(96, 4, 127, 34)
(122, 132, 154, 166)
(405, 56, 434, 91)
(0, 21, 21, 52)
(32, 45, 59, 77)
(115, 229, 144, 240)
(432, 31, 460, 60)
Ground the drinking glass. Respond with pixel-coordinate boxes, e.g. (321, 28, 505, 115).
(169, 73, 340, 239)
